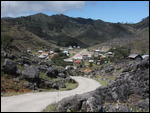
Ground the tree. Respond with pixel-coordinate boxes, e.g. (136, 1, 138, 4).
(54, 48, 61, 53)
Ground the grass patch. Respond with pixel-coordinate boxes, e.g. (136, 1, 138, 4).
(40, 71, 62, 82)
(94, 75, 116, 87)
(97, 79, 108, 87)
(43, 103, 57, 112)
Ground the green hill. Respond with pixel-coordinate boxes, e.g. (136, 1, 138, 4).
(1, 19, 55, 55)
(1, 13, 149, 48)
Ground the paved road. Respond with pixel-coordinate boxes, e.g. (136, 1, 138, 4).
(1, 76, 101, 112)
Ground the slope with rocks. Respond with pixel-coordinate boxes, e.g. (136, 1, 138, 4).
(56, 57, 149, 112)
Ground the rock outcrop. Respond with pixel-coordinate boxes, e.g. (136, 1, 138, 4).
(56, 58, 149, 112)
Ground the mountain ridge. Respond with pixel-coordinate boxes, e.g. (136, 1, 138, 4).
(1, 13, 149, 48)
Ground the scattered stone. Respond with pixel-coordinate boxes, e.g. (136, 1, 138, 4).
(2, 59, 18, 75)
(22, 65, 39, 82)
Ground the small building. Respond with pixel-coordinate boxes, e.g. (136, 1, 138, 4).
(38, 50, 43, 53)
(42, 52, 50, 56)
(73, 46, 76, 48)
(83, 53, 92, 60)
(94, 49, 101, 53)
(107, 52, 113, 55)
(73, 54, 83, 60)
(63, 50, 69, 56)
(38, 55, 47, 59)
(142, 55, 149, 59)
(128, 54, 142, 61)
(50, 54, 54, 59)
(50, 51, 54, 54)
(64, 59, 74, 65)
(27, 49, 31, 53)
(77, 46, 80, 49)
(99, 54, 103, 57)
(68, 46, 73, 50)
(96, 60, 101, 65)
(100, 55, 106, 59)
(75, 60, 81, 64)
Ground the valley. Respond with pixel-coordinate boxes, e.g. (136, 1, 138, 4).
(1, 13, 149, 112)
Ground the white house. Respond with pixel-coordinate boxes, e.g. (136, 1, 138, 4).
(77, 46, 80, 49)
(42, 52, 49, 56)
(63, 50, 69, 54)
(50, 51, 54, 54)
(38, 50, 43, 53)
(107, 52, 113, 55)
(142, 55, 149, 59)
(68, 46, 73, 50)
(38, 55, 47, 59)
(73, 54, 83, 60)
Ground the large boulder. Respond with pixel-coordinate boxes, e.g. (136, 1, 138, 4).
(52, 83, 59, 90)
(132, 99, 149, 112)
(65, 76, 76, 83)
(56, 81, 66, 88)
(2, 59, 18, 75)
(57, 68, 66, 74)
(105, 65, 114, 73)
(58, 73, 66, 78)
(22, 65, 39, 82)
(37, 65, 47, 72)
(56, 92, 102, 112)
(44, 80, 54, 88)
(24, 81, 38, 90)
(1, 51, 7, 58)
(46, 67, 59, 78)
(123, 61, 139, 72)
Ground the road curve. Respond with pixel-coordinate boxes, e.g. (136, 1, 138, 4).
(1, 76, 101, 112)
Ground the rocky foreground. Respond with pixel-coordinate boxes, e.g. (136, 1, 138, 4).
(1, 51, 76, 93)
(56, 57, 149, 112)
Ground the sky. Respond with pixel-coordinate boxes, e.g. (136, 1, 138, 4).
(1, 1, 149, 23)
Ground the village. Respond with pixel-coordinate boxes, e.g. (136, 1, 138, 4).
(27, 45, 149, 71)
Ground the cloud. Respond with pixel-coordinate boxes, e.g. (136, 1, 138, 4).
(1, 1, 86, 17)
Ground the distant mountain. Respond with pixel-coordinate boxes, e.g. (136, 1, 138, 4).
(1, 13, 149, 48)
(1, 19, 56, 53)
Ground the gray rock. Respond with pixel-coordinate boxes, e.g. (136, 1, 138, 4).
(24, 64, 29, 67)
(134, 99, 149, 111)
(2, 59, 18, 75)
(112, 91, 118, 101)
(46, 67, 58, 78)
(38, 65, 47, 72)
(65, 76, 76, 83)
(16, 68, 22, 75)
(22, 65, 39, 82)
(57, 68, 66, 74)
(58, 73, 66, 78)
(24, 82, 38, 90)
(1, 51, 7, 58)
(118, 105, 130, 112)
(52, 83, 59, 90)
(13, 77, 20, 83)
(44, 80, 54, 88)
(56, 81, 66, 88)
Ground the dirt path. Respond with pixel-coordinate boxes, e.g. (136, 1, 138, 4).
(1, 76, 101, 112)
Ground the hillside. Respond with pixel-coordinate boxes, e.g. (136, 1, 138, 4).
(1, 19, 56, 55)
(2, 13, 149, 48)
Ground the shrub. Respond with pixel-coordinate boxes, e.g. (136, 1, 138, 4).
(1, 35, 13, 47)
(114, 47, 129, 59)
(54, 48, 61, 53)
(52, 54, 68, 67)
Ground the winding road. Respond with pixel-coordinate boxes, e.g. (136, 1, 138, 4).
(1, 76, 101, 112)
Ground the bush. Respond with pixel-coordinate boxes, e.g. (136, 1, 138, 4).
(52, 54, 68, 67)
(114, 47, 129, 60)
(54, 48, 61, 53)
(1, 35, 13, 47)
